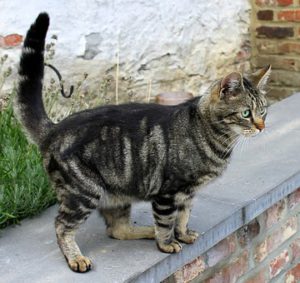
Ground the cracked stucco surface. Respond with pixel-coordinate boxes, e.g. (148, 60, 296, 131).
(0, 0, 250, 102)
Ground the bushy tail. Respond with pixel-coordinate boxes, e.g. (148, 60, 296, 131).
(15, 13, 53, 145)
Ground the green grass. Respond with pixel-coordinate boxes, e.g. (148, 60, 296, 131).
(0, 102, 56, 229)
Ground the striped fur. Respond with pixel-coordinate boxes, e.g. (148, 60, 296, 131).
(16, 13, 271, 273)
(15, 13, 53, 144)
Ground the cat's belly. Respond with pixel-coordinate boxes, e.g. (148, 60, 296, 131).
(99, 192, 137, 208)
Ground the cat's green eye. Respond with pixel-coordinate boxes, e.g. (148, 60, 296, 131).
(241, 110, 251, 118)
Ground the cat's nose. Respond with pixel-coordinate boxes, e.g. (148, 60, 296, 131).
(254, 119, 265, 131)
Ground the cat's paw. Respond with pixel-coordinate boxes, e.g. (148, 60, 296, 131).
(68, 255, 92, 273)
(176, 229, 199, 244)
(157, 240, 182, 253)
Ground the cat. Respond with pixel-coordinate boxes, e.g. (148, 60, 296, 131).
(15, 13, 271, 273)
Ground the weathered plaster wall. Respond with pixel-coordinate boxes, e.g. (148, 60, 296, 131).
(0, 0, 251, 103)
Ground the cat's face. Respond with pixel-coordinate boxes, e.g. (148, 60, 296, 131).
(211, 66, 271, 138)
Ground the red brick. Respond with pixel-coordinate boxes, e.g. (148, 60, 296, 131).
(269, 250, 289, 278)
(171, 256, 207, 283)
(244, 268, 268, 283)
(279, 58, 296, 70)
(278, 42, 300, 54)
(256, 26, 294, 38)
(169, 272, 182, 283)
(182, 256, 207, 282)
(277, 0, 293, 5)
(265, 199, 286, 228)
(257, 10, 274, 20)
(205, 251, 248, 283)
(0, 34, 23, 48)
(257, 40, 278, 54)
(254, 217, 297, 262)
(207, 235, 236, 267)
(270, 69, 300, 87)
(288, 188, 300, 209)
(278, 10, 300, 21)
(253, 54, 298, 71)
(278, 11, 294, 21)
(290, 238, 300, 263)
(285, 264, 300, 283)
(256, 0, 293, 6)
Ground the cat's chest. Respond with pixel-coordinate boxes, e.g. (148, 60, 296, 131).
(192, 162, 228, 190)
(196, 172, 219, 187)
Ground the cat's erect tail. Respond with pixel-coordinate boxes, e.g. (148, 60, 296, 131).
(15, 13, 53, 145)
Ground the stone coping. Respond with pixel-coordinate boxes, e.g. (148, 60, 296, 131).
(1, 94, 300, 283)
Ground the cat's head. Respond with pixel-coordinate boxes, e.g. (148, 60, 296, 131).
(210, 65, 271, 137)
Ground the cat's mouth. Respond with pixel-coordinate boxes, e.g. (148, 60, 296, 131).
(230, 125, 261, 137)
(243, 128, 261, 137)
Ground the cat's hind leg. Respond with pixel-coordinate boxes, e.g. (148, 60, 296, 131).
(99, 204, 155, 240)
(46, 153, 102, 272)
(55, 191, 98, 272)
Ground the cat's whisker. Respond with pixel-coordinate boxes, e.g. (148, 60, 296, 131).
(238, 137, 245, 154)
(219, 134, 237, 148)
(246, 137, 251, 151)
(233, 137, 243, 155)
(214, 131, 235, 144)
(236, 136, 244, 153)
(241, 137, 248, 154)
(223, 141, 237, 158)
(221, 134, 239, 158)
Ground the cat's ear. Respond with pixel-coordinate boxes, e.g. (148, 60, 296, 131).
(219, 72, 243, 100)
(252, 65, 271, 93)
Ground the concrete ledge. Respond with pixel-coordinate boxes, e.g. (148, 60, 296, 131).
(1, 94, 300, 283)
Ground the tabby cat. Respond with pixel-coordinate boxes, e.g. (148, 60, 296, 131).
(16, 13, 271, 273)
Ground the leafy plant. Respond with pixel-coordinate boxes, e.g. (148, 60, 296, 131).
(0, 100, 56, 228)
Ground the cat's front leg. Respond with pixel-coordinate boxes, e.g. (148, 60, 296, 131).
(152, 196, 182, 253)
(175, 198, 199, 244)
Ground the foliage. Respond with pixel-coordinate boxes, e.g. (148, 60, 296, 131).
(0, 99, 56, 228)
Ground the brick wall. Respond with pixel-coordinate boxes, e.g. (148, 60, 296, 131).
(251, 0, 300, 102)
(164, 188, 300, 283)
(0, 34, 23, 48)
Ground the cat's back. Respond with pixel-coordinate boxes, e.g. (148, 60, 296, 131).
(47, 97, 201, 138)
(59, 102, 174, 128)
(40, 101, 185, 154)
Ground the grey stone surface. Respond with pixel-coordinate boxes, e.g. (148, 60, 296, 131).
(1, 94, 300, 283)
